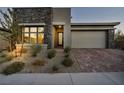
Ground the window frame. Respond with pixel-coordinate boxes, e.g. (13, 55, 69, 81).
(22, 26, 44, 44)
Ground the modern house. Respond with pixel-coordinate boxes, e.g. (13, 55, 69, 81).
(0, 8, 120, 50)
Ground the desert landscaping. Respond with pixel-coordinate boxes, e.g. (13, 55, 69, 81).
(0, 45, 78, 75)
(0, 45, 124, 75)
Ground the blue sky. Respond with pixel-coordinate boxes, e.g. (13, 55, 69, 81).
(0, 7, 124, 32)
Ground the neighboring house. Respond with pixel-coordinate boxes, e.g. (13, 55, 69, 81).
(13, 7, 120, 49)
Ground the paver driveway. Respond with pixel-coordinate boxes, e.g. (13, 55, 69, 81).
(71, 49, 124, 72)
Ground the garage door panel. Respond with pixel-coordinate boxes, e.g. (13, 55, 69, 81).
(71, 31, 106, 48)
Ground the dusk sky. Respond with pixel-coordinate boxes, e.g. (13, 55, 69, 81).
(0, 7, 124, 32)
(71, 7, 124, 32)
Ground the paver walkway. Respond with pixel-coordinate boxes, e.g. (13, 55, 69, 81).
(0, 72, 124, 85)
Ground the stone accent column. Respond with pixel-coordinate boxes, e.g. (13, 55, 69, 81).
(108, 29, 115, 48)
(13, 8, 53, 48)
(44, 8, 53, 49)
(44, 24, 52, 49)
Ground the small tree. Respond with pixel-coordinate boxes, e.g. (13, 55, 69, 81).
(115, 30, 124, 49)
(0, 8, 21, 56)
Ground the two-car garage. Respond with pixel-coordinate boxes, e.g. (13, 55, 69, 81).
(70, 22, 120, 48)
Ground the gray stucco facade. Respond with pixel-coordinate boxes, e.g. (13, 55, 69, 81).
(13, 7, 119, 49)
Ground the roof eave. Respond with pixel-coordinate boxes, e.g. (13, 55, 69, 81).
(71, 22, 120, 26)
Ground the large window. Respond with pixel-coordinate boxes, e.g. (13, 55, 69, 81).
(22, 27, 44, 44)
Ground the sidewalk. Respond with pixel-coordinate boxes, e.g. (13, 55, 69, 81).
(0, 72, 124, 85)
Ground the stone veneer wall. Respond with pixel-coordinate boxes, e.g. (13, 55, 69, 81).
(107, 29, 115, 48)
(13, 8, 53, 48)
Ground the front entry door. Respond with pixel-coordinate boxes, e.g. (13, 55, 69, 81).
(57, 32, 63, 46)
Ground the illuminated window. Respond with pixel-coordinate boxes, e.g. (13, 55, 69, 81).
(30, 33, 37, 43)
(38, 27, 44, 44)
(24, 27, 29, 32)
(30, 27, 37, 32)
(22, 26, 44, 44)
(24, 33, 30, 43)
(38, 27, 44, 32)
(38, 33, 44, 44)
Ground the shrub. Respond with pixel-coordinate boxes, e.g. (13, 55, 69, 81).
(0, 55, 13, 64)
(52, 65, 59, 72)
(122, 47, 124, 50)
(0, 58, 7, 64)
(47, 49, 56, 59)
(64, 46, 71, 53)
(0, 53, 6, 57)
(31, 45, 42, 57)
(64, 53, 70, 57)
(1, 54, 13, 61)
(62, 57, 73, 67)
(6, 55, 13, 61)
(32, 59, 46, 66)
(2, 62, 25, 75)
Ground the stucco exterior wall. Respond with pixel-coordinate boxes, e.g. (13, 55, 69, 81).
(53, 8, 71, 48)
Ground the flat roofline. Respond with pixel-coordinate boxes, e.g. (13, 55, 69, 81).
(71, 22, 120, 26)
(71, 28, 115, 30)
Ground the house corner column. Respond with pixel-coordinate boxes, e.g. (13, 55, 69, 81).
(44, 25, 52, 49)
(44, 8, 53, 49)
(108, 29, 115, 48)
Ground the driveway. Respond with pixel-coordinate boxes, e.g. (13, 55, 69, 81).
(71, 49, 124, 72)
